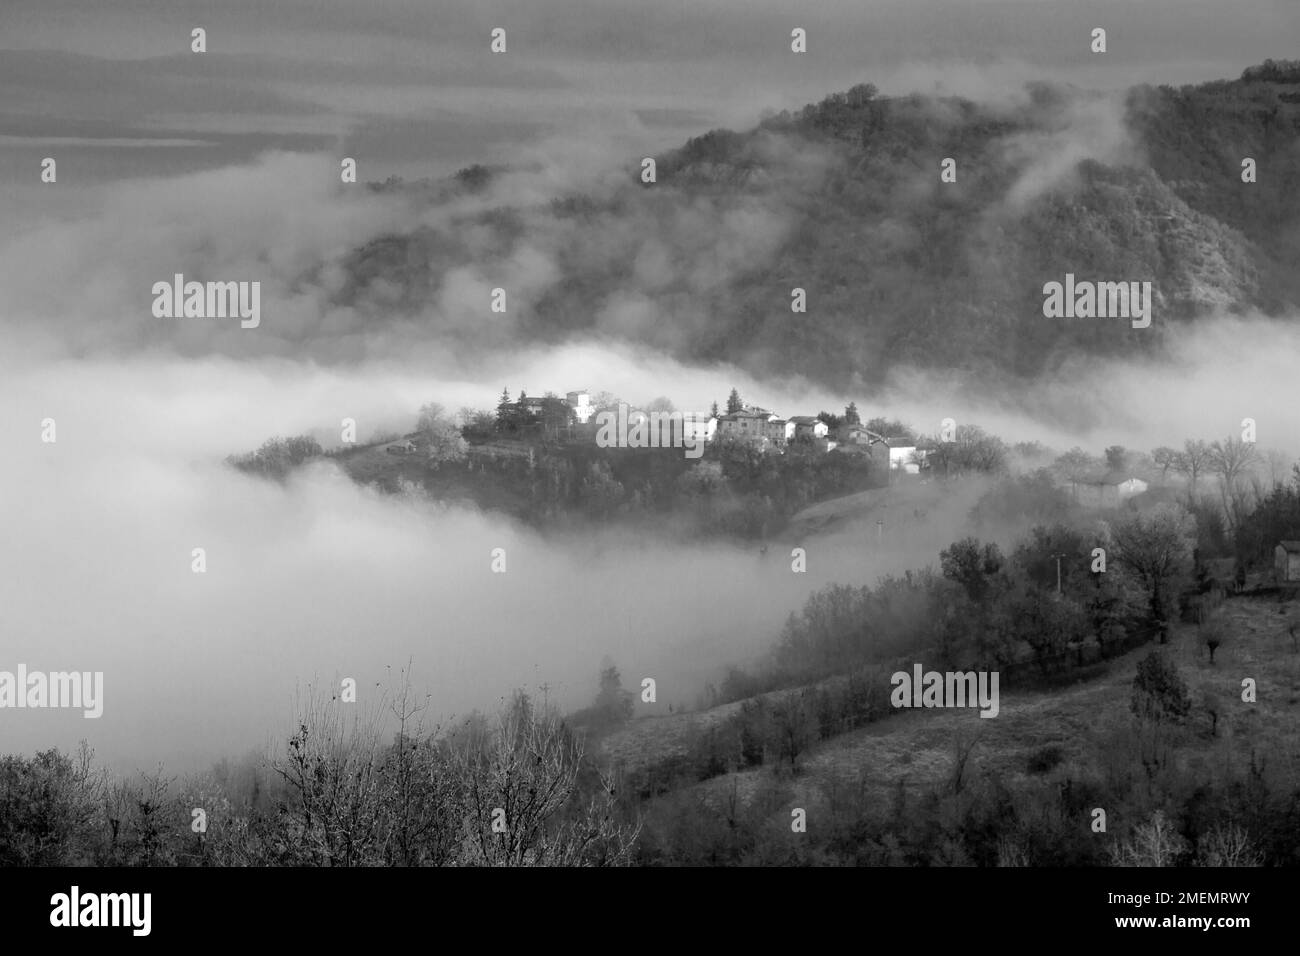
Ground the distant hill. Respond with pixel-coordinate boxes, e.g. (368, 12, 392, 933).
(335, 61, 1300, 390)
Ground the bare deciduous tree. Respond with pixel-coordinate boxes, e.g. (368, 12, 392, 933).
(1055, 447, 1099, 500)
(1151, 446, 1180, 484)
(770, 690, 817, 771)
(1264, 449, 1293, 489)
(1195, 823, 1263, 866)
(927, 424, 1008, 478)
(1108, 810, 1188, 866)
(1174, 439, 1212, 497)
(273, 683, 390, 866)
(380, 665, 458, 866)
(417, 402, 468, 468)
(447, 690, 638, 866)
(1106, 504, 1197, 626)
(1209, 435, 1261, 532)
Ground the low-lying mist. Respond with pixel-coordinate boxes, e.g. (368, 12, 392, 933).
(0, 349, 931, 773)
(3, 309, 1295, 774)
(2, 121, 1297, 776)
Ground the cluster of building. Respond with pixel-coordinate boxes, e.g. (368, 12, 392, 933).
(513, 390, 923, 472)
(519, 391, 597, 424)
(709, 407, 923, 472)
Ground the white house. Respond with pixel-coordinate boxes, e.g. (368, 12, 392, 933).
(566, 391, 594, 424)
(841, 424, 880, 445)
(1116, 477, 1149, 497)
(637, 409, 717, 445)
(1090, 474, 1150, 504)
(888, 445, 919, 473)
(789, 416, 829, 440)
(679, 414, 717, 443)
(842, 429, 921, 473)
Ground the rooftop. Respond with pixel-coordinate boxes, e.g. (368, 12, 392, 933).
(1093, 471, 1154, 486)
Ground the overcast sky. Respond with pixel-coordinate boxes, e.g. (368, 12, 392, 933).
(2, 0, 1296, 190)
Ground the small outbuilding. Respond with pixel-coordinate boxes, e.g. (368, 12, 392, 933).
(1274, 541, 1300, 583)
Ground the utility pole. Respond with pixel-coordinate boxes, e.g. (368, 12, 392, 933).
(866, 431, 890, 486)
(1052, 552, 1068, 595)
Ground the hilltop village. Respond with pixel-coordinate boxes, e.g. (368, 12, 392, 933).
(429, 387, 931, 475)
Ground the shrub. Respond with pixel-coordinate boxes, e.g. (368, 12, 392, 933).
(1131, 650, 1192, 724)
(1026, 744, 1065, 775)
(0, 745, 102, 866)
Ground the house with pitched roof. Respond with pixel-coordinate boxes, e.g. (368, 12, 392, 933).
(789, 416, 829, 440)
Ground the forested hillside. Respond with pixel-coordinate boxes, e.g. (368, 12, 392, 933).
(337, 61, 1300, 388)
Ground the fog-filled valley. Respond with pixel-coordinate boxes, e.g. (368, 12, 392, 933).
(5, 41, 1300, 872)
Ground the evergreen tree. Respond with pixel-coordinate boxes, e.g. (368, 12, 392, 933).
(594, 660, 633, 725)
(495, 387, 516, 432)
(1131, 650, 1191, 723)
(726, 388, 743, 414)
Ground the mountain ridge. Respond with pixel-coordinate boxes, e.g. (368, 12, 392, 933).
(337, 60, 1300, 390)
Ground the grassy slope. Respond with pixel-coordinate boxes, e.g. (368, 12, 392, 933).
(782, 480, 948, 538)
(606, 592, 1300, 822)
